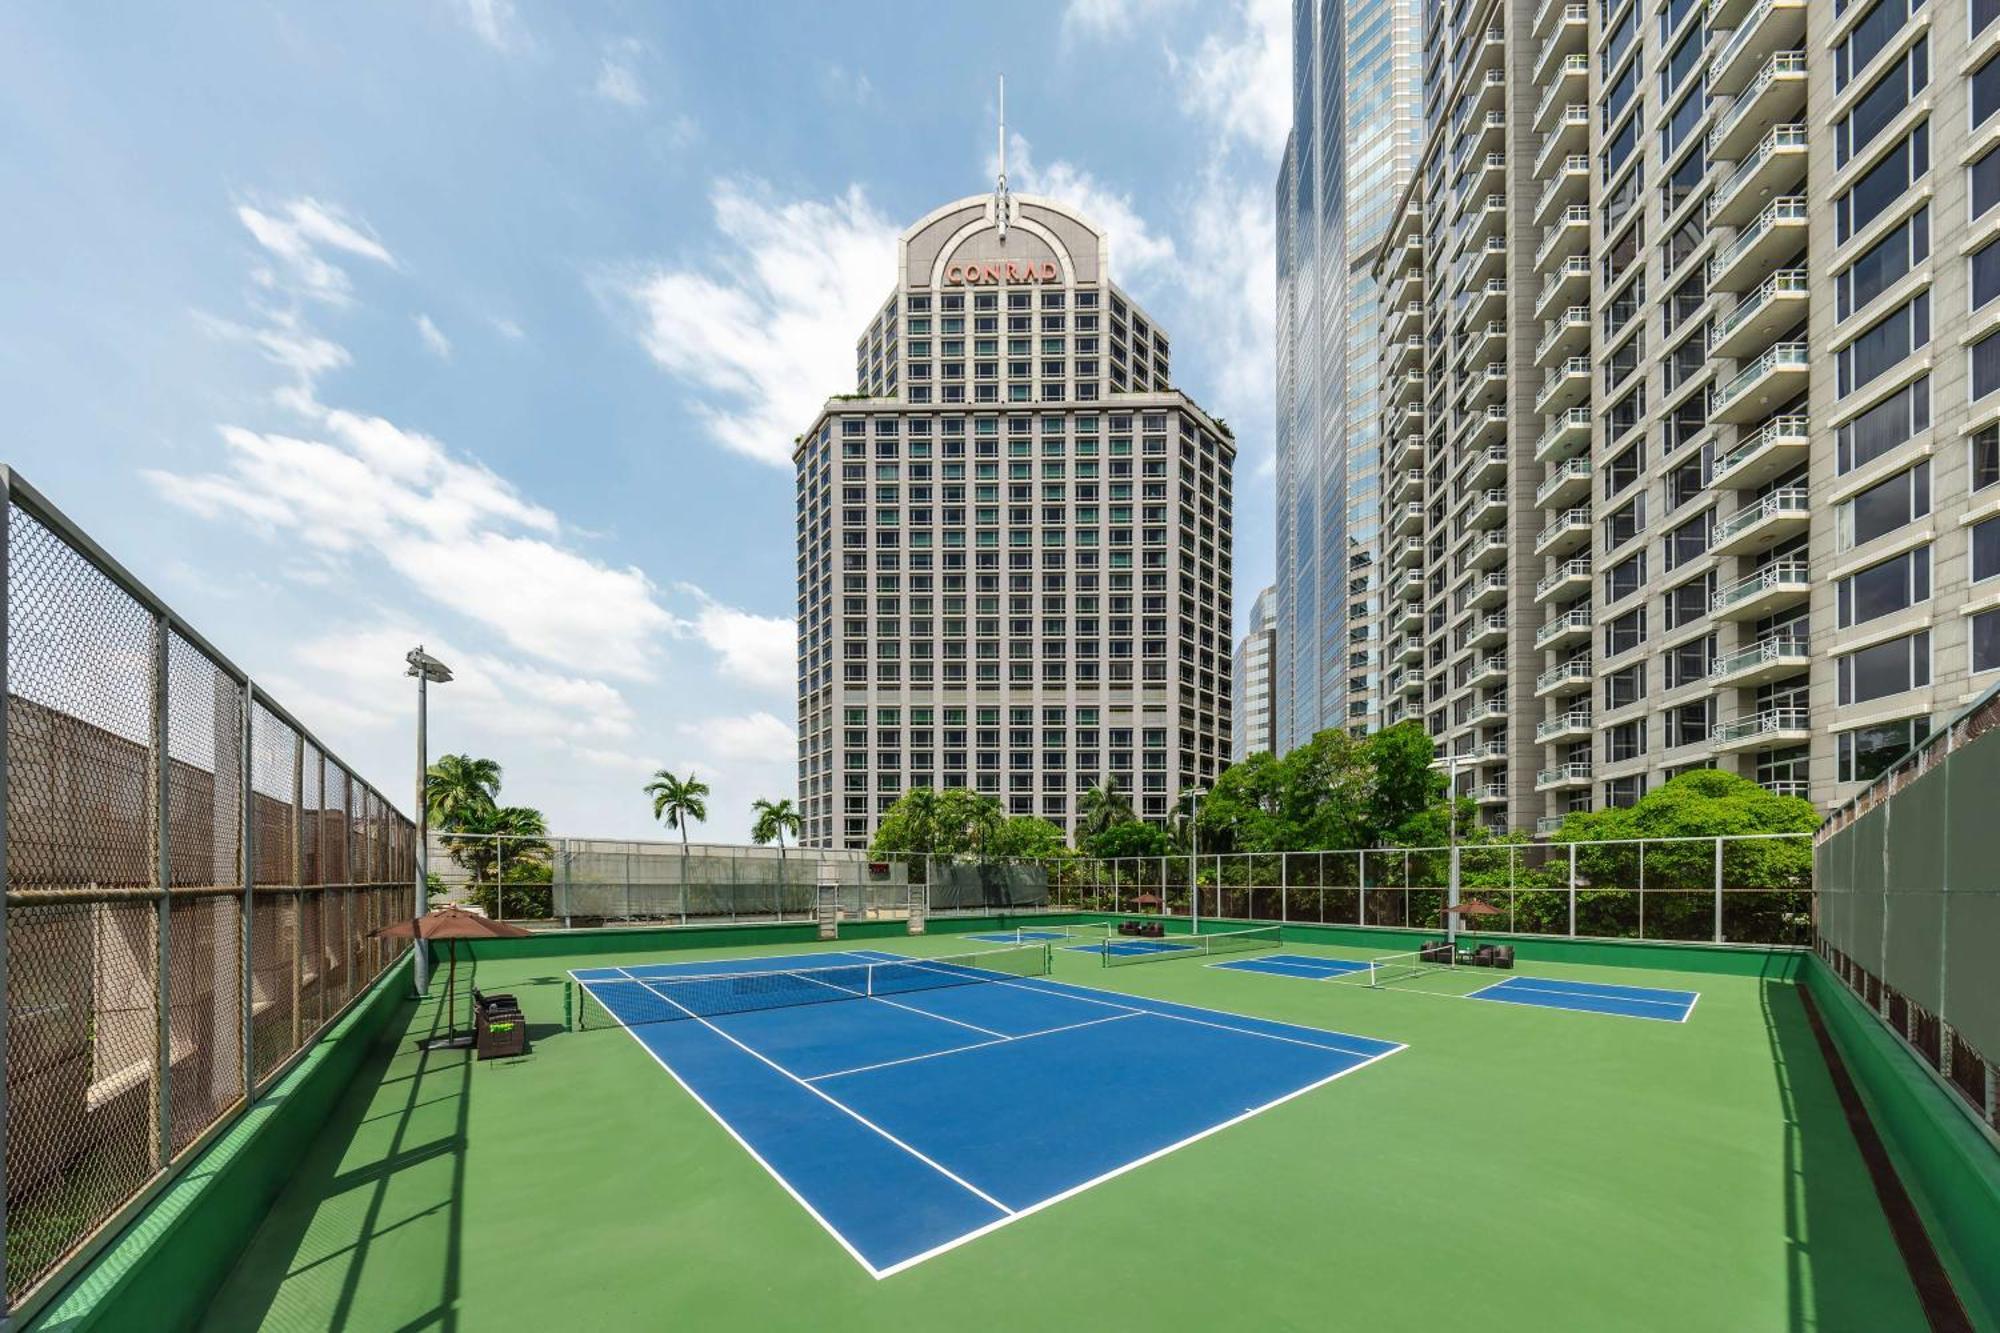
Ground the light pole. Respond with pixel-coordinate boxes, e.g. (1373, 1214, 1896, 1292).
(1183, 787, 1207, 935)
(407, 646, 452, 998)
(1441, 751, 1473, 947)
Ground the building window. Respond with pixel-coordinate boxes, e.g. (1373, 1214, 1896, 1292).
(1974, 514, 2000, 583)
(1836, 546, 1929, 627)
(1837, 292, 1928, 398)
(1837, 629, 1930, 704)
(1975, 608, 2000, 672)
(1839, 208, 1928, 321)
(1979, 0, 2000, 39)
(1837, 461, 1929, 550)
(1976, 425, 2000, 492)
(1976, 330, 2000, 402)
(1838, 716, 1929, 783)
(1836, 375, 1929, 472)
(1837, 39, 1927, 168)
(1839, 0, 1925, 90)
(1837, 125, 1928, 244)
(1978, 48, 2000, 130)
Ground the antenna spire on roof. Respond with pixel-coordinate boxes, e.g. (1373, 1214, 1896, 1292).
(994, 73, 1011, 241)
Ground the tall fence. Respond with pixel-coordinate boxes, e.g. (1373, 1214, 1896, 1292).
(1816, 683, 2000, 1137)
(0, 470, 418, 1318)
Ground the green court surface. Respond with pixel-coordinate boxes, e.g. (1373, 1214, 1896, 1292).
(199, 931, 1939, 1331)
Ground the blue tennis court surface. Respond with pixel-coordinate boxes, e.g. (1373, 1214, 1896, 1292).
(571, 947, 1405, 1277)
(1210, 953, 1370, 980)
(1064, 936, 1201, 958)
(1466, 975, 1698, 1022)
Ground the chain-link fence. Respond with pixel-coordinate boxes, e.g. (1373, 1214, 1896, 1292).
(1817, 681, 2000, 1137)
(0, 470, 417, 1317)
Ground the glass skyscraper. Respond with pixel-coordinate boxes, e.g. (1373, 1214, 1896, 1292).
(1275, 0, 1423, 753)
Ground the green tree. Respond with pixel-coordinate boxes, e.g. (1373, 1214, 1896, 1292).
(1360, 721, 1449, 845)
(986, 815, 1069, 860)
(1088, 819, 1172, 860)
(1077, 776, 1135, 840)
(1274, 729, 1371, 850)
(1194, 751, 1292, 852)
(644, 770, 711, 869)
(444, 803, 553, 918)
(750, 796, 802, 883)
(425, 753, 501, 830)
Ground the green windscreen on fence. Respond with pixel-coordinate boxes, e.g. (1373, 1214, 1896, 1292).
(930, 861, 1050, 911)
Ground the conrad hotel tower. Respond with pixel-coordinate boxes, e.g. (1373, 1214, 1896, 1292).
(793, 170, 1236, 850)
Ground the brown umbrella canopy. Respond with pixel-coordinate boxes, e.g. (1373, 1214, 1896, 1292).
(1442, 899, 1504, 918)
(373, 905, 534, 941)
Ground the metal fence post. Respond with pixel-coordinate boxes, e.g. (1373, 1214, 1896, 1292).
(1567, 842, 1577, 937)
(1358, 850, 1367, 927)
(1280, 853, 1287, 923)
(240, 681, 255, 1096)
(0, 469, 12, 1315)
(1713, 836, 1725, 944)
(151, 614, 172, 1170)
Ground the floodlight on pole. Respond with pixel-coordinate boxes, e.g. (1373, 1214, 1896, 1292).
(1183, 787, 1207, 935)
(407, 645, 452, 998)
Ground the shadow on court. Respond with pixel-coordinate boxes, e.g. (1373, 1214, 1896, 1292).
(200, 988, 470, 1332)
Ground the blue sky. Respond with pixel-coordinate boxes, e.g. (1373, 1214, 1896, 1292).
(0, 0, 1286, 838)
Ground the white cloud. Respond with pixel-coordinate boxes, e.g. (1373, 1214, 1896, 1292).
(236, 197, 394, 305)
(612, 179, 899, 467)
(595, 59, 646, 108)
(492, 317, 526, 340)
(1062, 0, 1186, 36)
(819, 63, 874, 104)
(416, 313, 452, 359)
(1181, 163, 1276, 417)
(996, 133, 1176, 281)
(1171, 0, 1291, 158)
(677, 711, 797, 767)
(445, 0, 522, 51)
(676, 583, 794, 691)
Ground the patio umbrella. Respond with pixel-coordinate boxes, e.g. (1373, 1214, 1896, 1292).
(374, 906, 533, 1049)
(1130, 892, 1163, 913)
(1443, 899, 1504, 919)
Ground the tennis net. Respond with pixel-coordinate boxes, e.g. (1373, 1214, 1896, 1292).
(1101, 924, 1281, 968)
(1366, 945, 1456, 988)
(572, 943, 1052, 1030)
(995, 922, 1109, 943)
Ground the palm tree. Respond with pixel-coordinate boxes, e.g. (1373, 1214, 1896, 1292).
(750, 797, 802, 883)
(901, 786, 943, 856)
(1078, 775, 1134, 841)
(425, 754, 501, 831)
(966, 794, 1005, 855)
(644, 771, 711, 884)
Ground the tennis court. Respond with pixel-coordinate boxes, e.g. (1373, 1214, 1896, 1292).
(1210, 950, 1701, 1021)
(569, 945, 1403, 1275)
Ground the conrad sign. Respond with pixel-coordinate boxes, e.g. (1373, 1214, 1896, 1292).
(944, 258, 1060, 285)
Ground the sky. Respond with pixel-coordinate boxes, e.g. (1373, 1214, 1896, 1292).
(0, 0, 1288, 839)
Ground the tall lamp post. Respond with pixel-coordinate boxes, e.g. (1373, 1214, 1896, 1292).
(1182, 787, 1207, 935)
(1441, 751, 1474, 947)
(407, 646, 452, 998)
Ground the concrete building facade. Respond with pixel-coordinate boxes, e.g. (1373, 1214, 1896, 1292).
(794, 187, 1236, 850)
(1233, 584, 1279, 760)
(1376, 0, 2000, 834)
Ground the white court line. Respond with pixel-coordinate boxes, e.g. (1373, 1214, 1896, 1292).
(1470, 977, 1693, 1009)
(870, 1042, 1408, 1278)
(784, 965, 1010, 1038)
(806, 1012, 1142, 1083)
(617, 975, 1017, 1219)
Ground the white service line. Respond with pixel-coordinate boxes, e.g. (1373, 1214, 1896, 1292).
(806, 1011, 1142, 1083)
(784, 963, 1008, 1037)
(630, 976, 1016, 1217)
(988, 975, 1397, 1060)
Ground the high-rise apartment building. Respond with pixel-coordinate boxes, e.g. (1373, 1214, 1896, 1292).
(1233, 584, 1279, 760)
(794, 183, 1236, 851)
(1275, 0, 1426, 753)
(1376, 0, 2000, 835)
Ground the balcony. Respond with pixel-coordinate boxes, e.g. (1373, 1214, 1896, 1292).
(1472, 66, 1507, 117)
(1397, 402, 1428, 433)
(1534, 507, 1592, 558)
(1535, 813, 1576, 837)
(1470, 360, 1509, 408)
(1470, 318, 1507, 363)
(1473, 782, 1511, 806)
(1536, 761, 1593, 791)
(1468, 487, 1509, 530)
(1467, 571, 1509, 611)
(1536, 457, 1592, 509)
(1535, 306, 1592, 367)
(1397, 633, 1425, 666)
(1535, 357, 1592, 414)
(1393, 432, 1425, 469)
(1474, 696, 1511, 723)
(1710, 558, 1810, 621)
(1535, 605, 1593, 650)
(1708, 632, 1810, 686)
(1535, 407, 1592, 464)
(1469, 405, 1509, 451)
(1708, 123, 1806, 228)
(1710, 486, 1809, 557)
(1390, 367, 1428, 407)
(1386, 302, 1423, 341)
(1469, 653, 1509, 688)
(1402, 670, 1427, 699)
(1395, 499, 1425, 536)
(1535, 557, 1591, 604)
(1712, 412, 1808, 488)
(1707, 196, 1807, 293)
(1470, 23, 1506, 78)
(1395, 600, 1424, 634)
(1465, 232, 1508, 283)
(1469, 612, 1509, 650)
(1711, 342, 1808, 424)
(1387, 334, 1425, 378)
(1535, 56, 1590, 132)
(1474, 109, 1507, 157)
(1535, 657, 1594, 698)
(1394, 534, 1426, 570)
(1534, 4, 1587, 81)
(1536, 255, 1592, 318)
(1713, 706, 1813, 753)
(1711, 0, 1808, 98)
(1536, 707, 1592, 743)
(1534, 106, 1591, 177)
(1468, 277, 1508, 325)
(1710, 269, 1808, 361)
(1708, 50, 1807, 162)
(1531, 156, 1591, 231)
(1469, 529, 1511, 571)
(1536, 205, 1590, 268)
